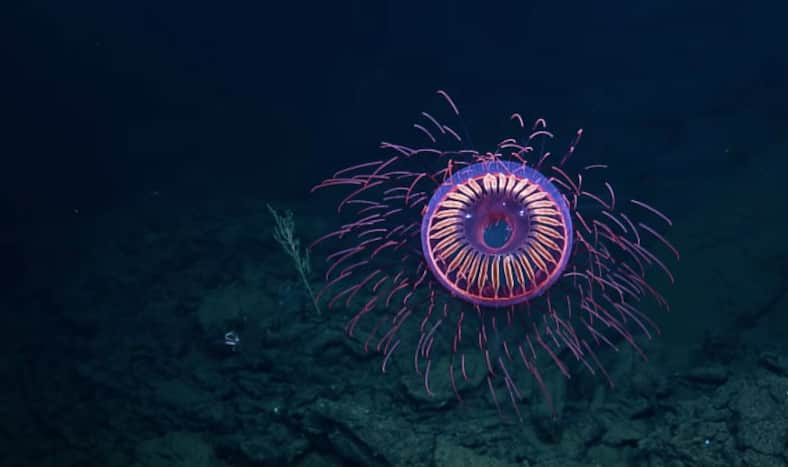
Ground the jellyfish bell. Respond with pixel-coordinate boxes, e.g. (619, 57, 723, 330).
(420, 160, 574, 308)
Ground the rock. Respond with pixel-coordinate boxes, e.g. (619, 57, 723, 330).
(602, 421, 645, 446)
(305, 397, 433, 466)
(681, 365, 729, 385)
(132, 432, 226, 467)
(731, 374, 788, 465)
(237, 422, 309, 465)
(731, 381, 774, 421)
(433, 436, 519, 467)
(151, 379, 232, 430)
(400, 351, 486, 409)
(639, 370, 788, 467)
(759, 351, 788, 376)
(296, 451, 343, 467)
(738, 419, 788, 459)
(577, 414, 605, 445)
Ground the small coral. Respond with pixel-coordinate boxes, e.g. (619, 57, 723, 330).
(267, 204, 321, 315)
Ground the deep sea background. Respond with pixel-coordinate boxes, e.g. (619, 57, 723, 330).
(2, 1, 787, 466)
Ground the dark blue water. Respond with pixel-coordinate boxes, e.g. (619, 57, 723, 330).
(2, 1, 787, 466)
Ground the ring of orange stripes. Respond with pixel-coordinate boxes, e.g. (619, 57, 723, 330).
(421, 161, 574, 307)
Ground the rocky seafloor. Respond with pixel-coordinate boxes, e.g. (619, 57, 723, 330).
(4, 152, 787, 466)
